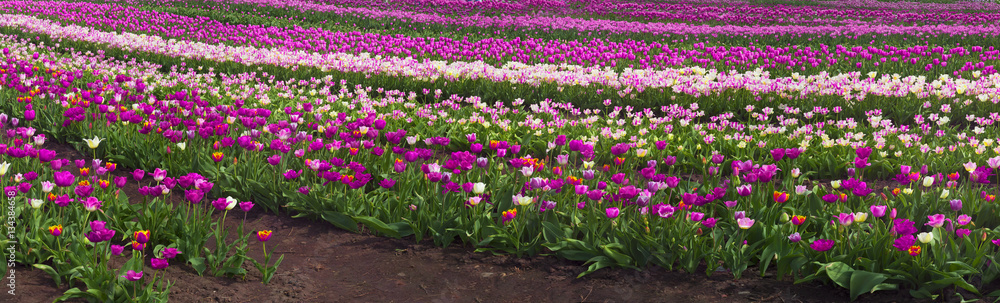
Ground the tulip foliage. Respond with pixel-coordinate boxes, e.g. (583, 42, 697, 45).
(2, 0, 1000, 301)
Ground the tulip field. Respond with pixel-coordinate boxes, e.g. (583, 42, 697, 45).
(2, 0, 1000, 301)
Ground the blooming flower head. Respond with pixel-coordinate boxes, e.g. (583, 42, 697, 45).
(122, 270, 143, 281)
(151, 258, 169, 270)
(257, 230, 272, 242)
(949, 199, 963, 212)
(111, 245, 124, 256)
(211, 152, 225, 162)
(30, 198, 44, 209)
(791, 215, 807, 226)
(788, 232, 801, 242)
(514, 194, 533, 206)
(908, 245, 921, 256)
(836, 213, 854, 226)
(467, 196, 483, 207)
(956, 229, 971, 238)
(925, 214, 945, 228)
(922, 176, 934, 187)
(162, 248, 182, 259)
(49, 225, 62, 236)
(773, 191, 789, 203)
(82, 197, 102, 212)
(501, 209, 517, 224)
(83, 136, 103, 149)
(736, 185, 752, 196)
(853, 212, 868, 223)
(134, 230, 151, 244)
(956, 214, 972, 226)
(870, 205, 887, 217)
(702, 218, 717, 228)
(131, 241, 145, 251)
(964, 161, 978, 173)
(810, 239, 835, 252)
(737, 217, 755, 229)
(605, 207, 620, 219)
(917, 232, 934, 243)
(689, 212, 705, 222)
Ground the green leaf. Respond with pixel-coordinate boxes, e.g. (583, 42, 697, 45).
(541, 221, 563, 243)
(559, 249, 600, 262)
(322, 211, 358, 232)
(189, 257, 207, 276)
(910, 288, 938, 299)
(578, 256, 613, 278)
(600, 244, 634, 266)
(824, 262, 854, 290)
(55, 287, 101, 302)
(32, 264, 61, 286)
(848, 270, 889, 301)
(353, 216, 400, 238)
(387, 222, 414, 237)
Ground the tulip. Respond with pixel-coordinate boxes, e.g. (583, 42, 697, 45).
(162, 248, 182, 259)
(964, 161, 978, 172)
(132, 229, 150, 243)
(48, 225, 62, 236)
(30, 199, 43, 209)
(605, 207, 620, 219)
(467, 196, 482, 207)
(53, 171, 75, 187)
(949, 199, 963, 212)
(122, 270, 143, 282)
(83, 136, 103, 149)
(925, 214, 945, 228)
(917, 232, 934, 243)
(132, 169, 145, 181)
(111, 245, 124, 256)
(988, 157, 1000, 169)
(788, 232, 801, 242)
(736, 184, 752, 196)
(836, 213, 854, 226)
(791, 215, 806, 225)
(501, 209, 517, 224)
(81, 197, 102, 212)
(956, 214, 972, 225)
(734, 211, 746, 220)
(956, 229, 971, 238)
(922, 176, 934, 187)
(854, 212, 868, 223)
(810, 239, 835, 251)
(257, 230, 272, 242)
(239, 201, 254, 212)
(773, 191, 789, 203)
(379, 178, 396, 189)
(737, 217, 755, 229)
(151, 258, 169, 270)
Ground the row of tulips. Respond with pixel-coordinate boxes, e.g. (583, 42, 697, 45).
(152, 0, 1000, 25)
(7, 0, 1000, 77)
(1, 20, 999, 127)
(2, 37, 1000, 299)
(100, 0, 1000, 44)
(0, 32, 998, 178)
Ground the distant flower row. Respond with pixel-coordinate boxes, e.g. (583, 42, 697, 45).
(3, 14, 1000, 107)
